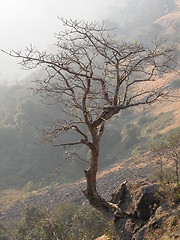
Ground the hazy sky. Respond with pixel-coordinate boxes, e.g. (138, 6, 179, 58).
(0, 0, 118, 82)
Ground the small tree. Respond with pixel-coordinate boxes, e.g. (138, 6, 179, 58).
(166, 132, 180, 184)
(151, 131, 180, 184)
(4, 19, 177, 219)
(151, 142, 167, 179)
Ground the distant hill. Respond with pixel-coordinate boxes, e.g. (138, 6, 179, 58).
(155, 11, 180, 33)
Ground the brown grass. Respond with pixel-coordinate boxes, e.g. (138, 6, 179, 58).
(0, 189, 40, 211)
(151, 72, 180, 133)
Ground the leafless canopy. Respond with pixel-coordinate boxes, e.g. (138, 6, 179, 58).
(4, 18, 177, 219)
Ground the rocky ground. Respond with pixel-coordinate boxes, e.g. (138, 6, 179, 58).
(0, 154, 169, 230)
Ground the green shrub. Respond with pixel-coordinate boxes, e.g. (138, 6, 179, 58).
(156, 183, 180, 206)
(12, 206, 59, 240)
(70, 207, 111, 239)
(149, 168, 176, 184)
(0, 221, 10, 240)
(12, 203, 112, 240)
(23, 181, 37, 193)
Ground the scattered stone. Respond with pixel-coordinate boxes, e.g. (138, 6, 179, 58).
(96, 234, 109, 240)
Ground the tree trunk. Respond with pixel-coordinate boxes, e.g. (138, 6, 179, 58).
(83, 168, 115, 220)
(83, 142, 114, 219)
(175, 159, 179, 184)
(82, 134, 125, 220)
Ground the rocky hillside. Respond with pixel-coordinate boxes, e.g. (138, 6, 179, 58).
(0, 152, 174, 230)
(0, 3, 180, 239)
(1, 152, 179, 240)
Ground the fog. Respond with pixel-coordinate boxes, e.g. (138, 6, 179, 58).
(1, 0, 177, 83)
(0, 0, 179, 191)
(0, 0, 117, 82)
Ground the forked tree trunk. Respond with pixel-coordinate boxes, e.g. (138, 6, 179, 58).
(82, 126, 107, 215)
(82, 135, 125, 220)
(83, 167, 114, 220)
(82, 143, 113, 219)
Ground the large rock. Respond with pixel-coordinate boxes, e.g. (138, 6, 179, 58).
(111, 180, 159, 240)
(132, 204, 180, 240)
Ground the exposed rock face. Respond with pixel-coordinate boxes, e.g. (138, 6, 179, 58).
(111, 180, 159, 240)
(132, 204, 180, 240)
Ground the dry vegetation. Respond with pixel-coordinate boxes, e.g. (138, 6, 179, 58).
(0, 189, 37, 211)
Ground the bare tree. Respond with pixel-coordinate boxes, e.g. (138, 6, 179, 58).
(151, 143, 165, 178)
(151, 131, 180, 184)
(166, 132, 180, 184)
(4, 19, 177, 219)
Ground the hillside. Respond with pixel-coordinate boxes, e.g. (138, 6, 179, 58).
(0, 152, 171, 228)
(0, 0, 180, 191)
(1, 150, 179, 239)
(0, 69, 179, 190)
(144, 72, 180, 132)
(154, 11, 180, 35)
(0, 2, 180, 239)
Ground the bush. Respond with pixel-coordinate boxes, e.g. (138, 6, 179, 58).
(12, 206, 59, 240)
(11, 203, 112, 240)
(23, 181, 37, 193)
(149, 168, 176, 184)
(156, 183, 180, 206)
(70, 207, 111, 239)
(0, 221, 10, 240)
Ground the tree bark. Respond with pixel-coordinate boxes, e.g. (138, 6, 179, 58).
(175, 160, 179, 184)
(82, 125, 111, 219)
(82, 128, 126, 220)
(83, 168, 114, 220)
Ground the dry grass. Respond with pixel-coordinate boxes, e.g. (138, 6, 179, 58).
(0, 189, 36, 211)
(150, 72, 180, 133)
(0, 189, 25, 211)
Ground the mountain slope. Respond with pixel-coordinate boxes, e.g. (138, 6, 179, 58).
(154, 11, 180, 35)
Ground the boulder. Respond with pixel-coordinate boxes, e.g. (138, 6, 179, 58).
(111, 180, 159, 240)
(132, 204, 180, 240)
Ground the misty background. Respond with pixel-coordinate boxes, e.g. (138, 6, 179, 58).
(0, 0, 115, 82)
(0, 0, 180, 190)
(1, 0, 177, 82)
